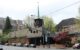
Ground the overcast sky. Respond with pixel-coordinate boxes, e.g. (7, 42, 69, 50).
(0, 0, 80, 24)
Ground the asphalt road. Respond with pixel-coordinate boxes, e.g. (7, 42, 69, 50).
(0, 45, 74, 50)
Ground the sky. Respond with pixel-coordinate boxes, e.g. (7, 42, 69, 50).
(0, 0, 80, 24)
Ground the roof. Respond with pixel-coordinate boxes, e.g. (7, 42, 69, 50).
(56, 18, 79, 31)
(0, 17, 23, 29)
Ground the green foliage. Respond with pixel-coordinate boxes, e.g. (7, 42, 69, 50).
(42, 16, 56, 32)
(75, 16, 80, 29)
(0, 34, 9, 42)
(3, 16, 12, 34)
(78, 40, 80, 43)
(24, 16, 56, 32)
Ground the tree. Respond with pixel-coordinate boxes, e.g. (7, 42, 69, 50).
(0, 34, 9, 43)
(24, 16, 31, 28)
(42, 16, 56, 32)
(3, 16, 12, 34)
(24, 15, 56, 32)
(75, 7, 80, 30)
(75, 16, 80, 33)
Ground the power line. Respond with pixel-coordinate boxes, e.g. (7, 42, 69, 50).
(47, 1, 80, 15)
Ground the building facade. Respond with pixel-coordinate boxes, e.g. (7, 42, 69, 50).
(56, 18, 80, 33)
(0, 17, 24, 33)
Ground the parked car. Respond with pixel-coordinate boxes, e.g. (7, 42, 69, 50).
(5, 43, 9, 46)
(73, 43, 80, 49)
(11, 43, 16, 46)
(23, 43, 29, 47)
(28, 44, 36, 48)
(16, 43, 22, 47)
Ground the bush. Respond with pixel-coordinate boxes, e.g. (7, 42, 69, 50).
(78, 40, 80, 43)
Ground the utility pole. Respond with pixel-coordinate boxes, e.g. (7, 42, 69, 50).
(79, 7, 80, 17)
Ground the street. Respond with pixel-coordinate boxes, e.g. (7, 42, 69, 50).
(0, 45, 73, 50)
(2, 45, 37, 50)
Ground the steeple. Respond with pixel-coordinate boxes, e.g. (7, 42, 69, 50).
(37, 2, 40, 18)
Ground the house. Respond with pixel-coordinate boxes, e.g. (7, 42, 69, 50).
(0, 17, 24, 34)
(56, 18, 80, 34)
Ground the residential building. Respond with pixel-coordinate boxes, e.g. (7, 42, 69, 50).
(0, 17, 23, 34)
(56, 18, 80, 34)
